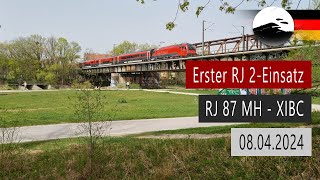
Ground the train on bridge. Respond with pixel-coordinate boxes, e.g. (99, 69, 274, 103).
(82, 43, 197, 68)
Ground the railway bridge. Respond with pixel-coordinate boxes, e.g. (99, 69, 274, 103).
(81, 35, 303, 88)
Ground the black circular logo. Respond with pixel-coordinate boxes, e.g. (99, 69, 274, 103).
(253, 7, 294, 46)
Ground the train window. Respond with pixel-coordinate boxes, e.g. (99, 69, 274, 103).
(188, 44, 196, 50)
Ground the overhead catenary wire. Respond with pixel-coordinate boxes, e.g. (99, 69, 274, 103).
(205, 22, 215, 31)
(296, 0, 302, 9)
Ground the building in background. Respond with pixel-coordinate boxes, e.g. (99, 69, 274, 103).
(84, 53, 110, 61)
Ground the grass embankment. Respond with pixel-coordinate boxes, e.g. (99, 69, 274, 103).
(313, 96, 320, 104)
(0, 90, 198, 127)
(292, 89, 320, 104)
(1, 128, 320, 179)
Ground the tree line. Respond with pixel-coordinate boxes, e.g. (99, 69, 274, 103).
(0, 35, 81, 86)
(1, 34, 318, 88)
(111, 41, 158, 56)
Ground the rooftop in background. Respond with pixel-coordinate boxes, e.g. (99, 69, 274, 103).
(84, 53, 111, 61)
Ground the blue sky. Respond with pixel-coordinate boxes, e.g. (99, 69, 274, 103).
(0, 0, 310, 56)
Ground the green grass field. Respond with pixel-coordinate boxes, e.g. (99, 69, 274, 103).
(0, 89, 319, 127)
(1, 128, 320, 179)
(0, 90, 320, 127)
(1, 89, 320, 179)
(0, 90, 198, 127)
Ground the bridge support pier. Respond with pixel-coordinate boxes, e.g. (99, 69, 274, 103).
(88, 73, 111, 87)
(110, 73, 126, 87)
(98, 72, 185, 88)
(140, 72, 161, 89)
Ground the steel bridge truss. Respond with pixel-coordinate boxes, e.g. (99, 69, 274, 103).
(82, 45, 301, 75)
(194, 35, 264, 54)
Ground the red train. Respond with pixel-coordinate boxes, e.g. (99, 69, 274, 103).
(82, 43, 197, 67)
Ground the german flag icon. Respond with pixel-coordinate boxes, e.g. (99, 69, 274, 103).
(289, 10, 320, 40)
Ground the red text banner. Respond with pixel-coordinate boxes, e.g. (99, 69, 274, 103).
(186, 60, 312, 89)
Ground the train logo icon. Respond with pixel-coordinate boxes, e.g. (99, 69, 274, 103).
(253, 6, 294, 46)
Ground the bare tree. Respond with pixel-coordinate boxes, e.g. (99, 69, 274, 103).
(0, 109, 20, 155)
(72, 81, 115, 175)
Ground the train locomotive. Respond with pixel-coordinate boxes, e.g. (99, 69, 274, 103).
(82, 43, 197, 67)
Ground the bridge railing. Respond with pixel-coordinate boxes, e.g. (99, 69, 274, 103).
(193, 34, 265, 55)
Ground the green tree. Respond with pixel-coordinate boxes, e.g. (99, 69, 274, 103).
(0, 35, 81, 86)
(6, 35, 44, 83)
(286, 45, 320, 85)
(0, 43, 11, 84)
(41, 37, 81, 86)
(112, 41, 138, 55)
(111, 41, 158, 55)
(55, 38, 81, 85)
(138, 43, 158, 51)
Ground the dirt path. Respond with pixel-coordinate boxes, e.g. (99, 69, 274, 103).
(0, 117, 239, 143)
(142, 89, 199, 96)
